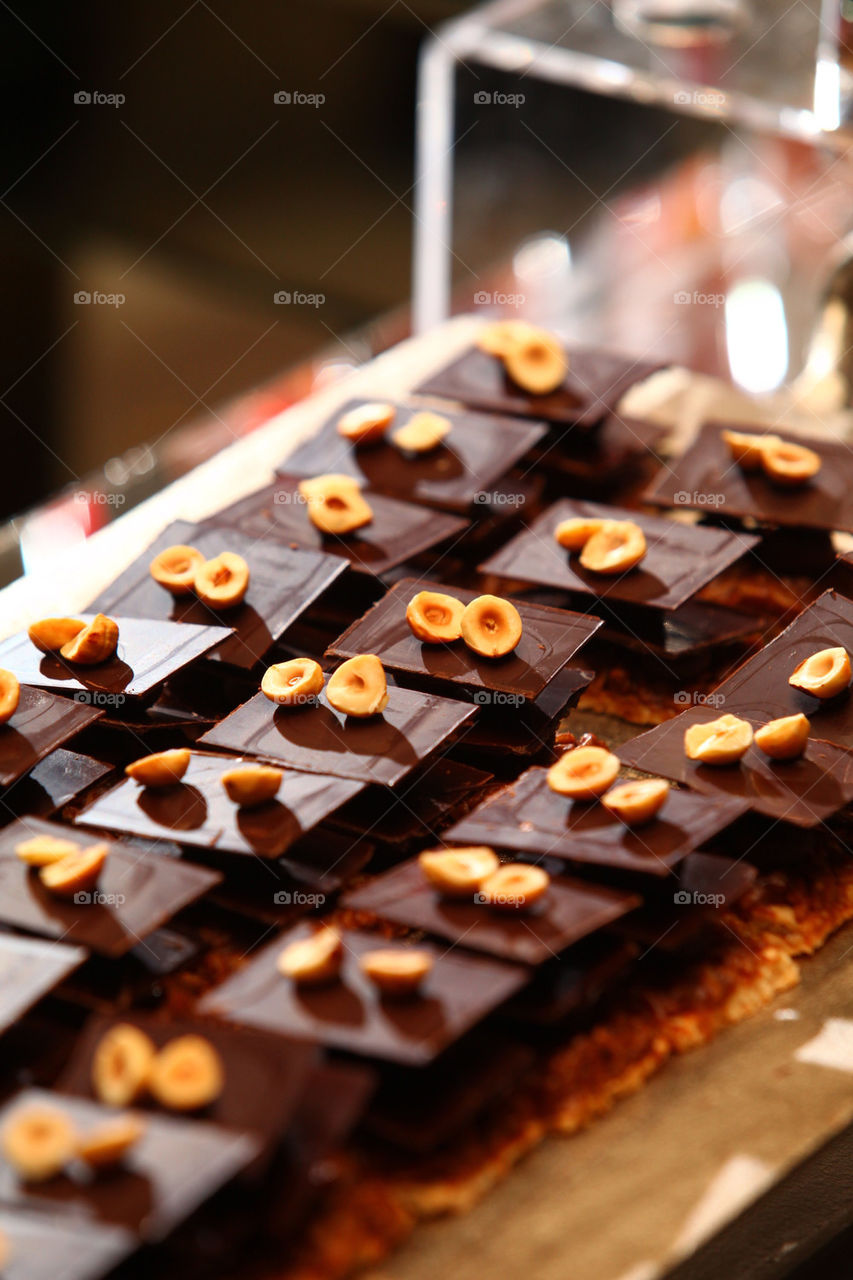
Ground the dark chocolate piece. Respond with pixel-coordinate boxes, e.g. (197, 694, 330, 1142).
(0, 1207, 134, 1280)
(501, 935, 638, 1027)
(0, 934, 87, 1034)
(0, 686, 102, 788)
(530, 411, 665, 487)
(5, 747, 114, 820)
(453, 666, 594, 763)
(613, 852, 757, 949)
(332, 757, 494, 849)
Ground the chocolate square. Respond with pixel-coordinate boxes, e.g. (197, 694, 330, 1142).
(529, 412, 665, 487)
(0, 1207, 134, 1280)
(0, 818, 222, 956)
(0, 934, 87, 1034)
(479, 499, 759, 612)
(198, 686, 477, 787)
(341, 859, 639, 964)
(199, 926, 529, 1065)
(5, 747, 114, 820)
(88, 519, 347, 670)
(0, 686, 102, 787)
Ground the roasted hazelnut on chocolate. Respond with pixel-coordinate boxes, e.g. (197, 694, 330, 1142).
(1, 1105, 75, 1182)
(193, 551, 250, 609)
(547, 745, 621, 799)
(754, 713, 810, 760)
(298, 473, 374, 535)
(460, 594, 522, 658)
(553, 517, 605, 551)
(39, 842, 109, 899)
(336, 401, 395, 445)
(261, 657, 325, 705)
(478, 863, 550, 910)
(579, 520, 646, 575)
(149, 1035, 224, 1112)
(126, 748, 191, 788)
(406, 590, 465, 643)
(761, 438, 821, 487)
(722, 429, 781, 470)
(391, 411, 451, 453)
(15, 833, 80, 867)
(277, 926, 344, 986)
(221, 764, 282, 808)
(76, 1114, 145, 1170)
(789, 646, 851, 700)
(418, 846, 500, 897)
(602, 777, 669, 825)
(27, 617, 85, 653)
(59, 613, 119, 665)
(149, 544, 205, 594)
(503, 325, 568, 395)
(360, 949, 433, 996)
(0, 668, 19, 726)
(92, 1024, 156, 1107)
(327, 654, 389, 717)
(684, 713, 753, 765)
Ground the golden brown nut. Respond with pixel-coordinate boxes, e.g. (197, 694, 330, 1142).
(460, 595, 522, 658)
(337, 401, 395, 446)
(547, 745, 621, 798)
(754, 713, 810, 761)
(360, 949, 433, 996)
(722, 429, 780, 470)
(326, 654, 389, 717)
(193, 552, 250, 609)
(261, 657, 325, 705)
(59, 614, 119, 665)
(27, 617, 85, 653)
(503, 327, 568, 395)
(125, 748, 191, 788)
(92, 1024, 157, 1106)
(277, 926, 344, 986)
(39, 842, 109, 899)
(579, 520, 646, 575)
(76, 1114, 145, 1169)
(221, 764, 282, 808)
(1, 1106, 75, 1182)
(554, 517, 606, 551)
(15, 833, 80, 867)
(405, 590, 465, 644)
(684, 714, 753, 765)
(149, 544, 205, 595)
(418, 846, 500, 897)
(0, 669, 19, 726)
(391, 411, 452, 453)
(478, 863, 550, 910)
(761, 438, 821, 487)
(789, 647, 851, 700)
(601, 777, 669, 825)
(476, 319, 535, 357)
(298, 474, 374, 535)
(149, 1035, 225, 1112)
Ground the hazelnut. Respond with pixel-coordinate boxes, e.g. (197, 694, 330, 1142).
(193, 552, 250, 609)
(0, 669, 19, 726)
(261, 657, 324, 705)
(15, 833, 80, 867)
(601, 777, 669, 825)
(125, 748, 191, 788)
(475, 319, 535, 357)
(789, 647, 851, 700)
(27, 617, 85, 653)
(684, 714, 753, 765)
(460, 594, 523, 658)
(406, 590, 465, 644)
(326, 654, 389, 717)
(478, 863, 550, 910)
(221, 764, 282, 808)
(337, 401, 395, 446)
(761, 438, 821, 487)
(277, 926, 344, 986)
(554, 517, 606, 551)
(39, 842, 109, 899)
(360, 949, 433, 996)
(149, 1035, 225, 1112)
(298, 474, 373, 535)
(722, 429, 780, 470)
(59, 613, 119, 665)
(92, 1024, 156, 1107)
(76, 1114, 145, 1169)
(391, 411, 452, 453)
(149, 544, 205, 595)
(418, 845, 500, 897)
(579, 520, 646, 575)
(503, 326, 568, 395)
(754, 713, 810, 761)
(1, 1106, 75, 1182)
(547, 745, 621, 798)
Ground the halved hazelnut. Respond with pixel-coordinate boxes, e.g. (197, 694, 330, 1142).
(418, 846, 500, 897)
(0, 669, 19, 726)
(460, 595, 522, 658)
(149, 1035, 225, 1112)
(76, 1114, 145, 1169)
(28, 617, 85, 653)
(326, 654, 389, 717)
(478, 863, 550, 910)
(754, 713, 810, 761)
(761, 438, 821, 487)
(59, 614, 119, 665)
(391, 411, 451, 454)
(277, 926, 344, 986)
(503, 327, 568, 395)
(92, 1024, 157, 1106)
(554, 517, 606, 551)
(221, 764, 282, 808)
(476, 319, 534, 358)
(406, 590, 465, 643)
(193, 552, 250, 609)
(1, 1106, 75, 1182)
(298, 474, 374, 535)
(722, 429, 780, 471)
(601, 777, 669, 825)
(149, 544, 205, 595)
(125, 748, 191, 788)
(261, 657, 324, 705)
(39, 842, 109, 899)
(337, 401, 395, 446)
(579, 520, 646, 575)
(547, 745, 621, 798)
(684, 714, 753, 765)
(360, 949, 433, 996)
(789, 647, 851, 700)
(15, 833, 80, 867)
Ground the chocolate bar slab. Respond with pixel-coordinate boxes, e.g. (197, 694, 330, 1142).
(77, 751, 365, 860)
(0, 1207, 135, 1280)
(0, 934, 87, 1034)
(0, 616, 231, 699)
(6, 747, 114, 820)
(0, 817, 222, 956)
(332, 757, 494, 850)
(530, 411, 665, 487)
(211, 477, 469, 578)
(199, 926, 530, 1065)
(613, 852, 758, 950)
(0, 686, 102, 788)
(644, 421, 853, 532)
(88, 519, 347, 670)
(326, 578, 602, 701)
(341, 859, 640, 965)
(479, 499, 759, 612)
(198, 686, 477, 787)
(277, 399, 547, 513)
